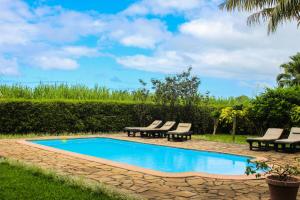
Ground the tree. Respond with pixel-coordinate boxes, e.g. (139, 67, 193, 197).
(219, 105, 247, 142)
(151, 67, 201, 119)
(211, 109, 221, 135)
(277, 53, 300, 87)
(151, 67, 200, 107)
(220, 0, 300, 33)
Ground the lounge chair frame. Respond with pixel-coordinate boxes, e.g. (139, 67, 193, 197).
(166, 123, 192, 141)
(274, 127, 300, 153)
(247, 140, 276, 150)
(141, 121, 176, 138)
(274, 143, 300, 153)
(124, 120, 162, 137)
(167, 131, 192, 141)
(246, 128, 284, 150)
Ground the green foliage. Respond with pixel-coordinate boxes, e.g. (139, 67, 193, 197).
(211, 109, 221, 118)
(151, 67, 201, 107)
(207, 95, 251, 107)
(218, 105, 248, 142)
(219, 106, 247, 124)
(246, 159, 300, 181)
(132, 80, 151, 126)
(193, 134, 250, 144)
(0, 72, 299, 136)
(277, 52, 300, 87)
(0, 83, 252, 108)
(220, 0, 300, 34)
(291, 106, 300, 126)
(248, 86, 300, 133)
(0, 100, 214, 134)
(132, 79, 150, 102)
(0, 159, 136, 200)
(0, 84, 150, 102)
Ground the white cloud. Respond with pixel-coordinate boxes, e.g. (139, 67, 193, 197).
(180, 19, 248, 41)
(0, 0, 172, 75)
(28, 46, 98, 70)
(61, 46, 99, 57)
(117, 9, 300, 81)
(0, 0, 104, 73)
(34, 10, 104, 43)
(0, 57, 19, 75)
(33, 56, 78, 70)
(117, 51, 186, 72)
(122, 0, 206, 16)
(101, 18, 171, 49)
(1, 0, 299, 86)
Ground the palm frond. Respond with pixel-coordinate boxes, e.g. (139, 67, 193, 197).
(220, 0, 300, 33)
(220, 0, 278, 11)
(276, 53, 300, 87)
(247, 8, 274, 26)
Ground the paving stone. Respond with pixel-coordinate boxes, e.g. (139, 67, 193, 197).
(172, 190, 197, 198)
(1, 134, 300, 200)
(186, 178, 206, 185)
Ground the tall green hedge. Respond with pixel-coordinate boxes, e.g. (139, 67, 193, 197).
(248, 86, 300, 134)
(0, 100, 214, 134)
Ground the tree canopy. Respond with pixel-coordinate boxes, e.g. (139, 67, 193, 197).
(220, 0, 300, 33)
(277, 52, 300, 87)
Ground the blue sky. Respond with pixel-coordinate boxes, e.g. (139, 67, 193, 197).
(0, 0, 299, 97)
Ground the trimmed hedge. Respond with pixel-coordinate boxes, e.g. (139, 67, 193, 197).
(0, 100, 214, 134)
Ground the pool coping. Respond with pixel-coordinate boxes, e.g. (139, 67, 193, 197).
(18, 136, 268, 180)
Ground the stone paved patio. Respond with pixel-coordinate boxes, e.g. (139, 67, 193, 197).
(0, 134, 299, 200)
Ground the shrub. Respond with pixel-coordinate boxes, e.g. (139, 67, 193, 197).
(291, 106, 300, 126)
(0, 100, 214, 134)
(248, 86, 300, 134)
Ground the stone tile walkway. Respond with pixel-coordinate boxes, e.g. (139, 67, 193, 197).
(0, 134, 299, 200)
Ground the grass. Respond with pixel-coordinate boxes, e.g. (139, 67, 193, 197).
(192, 134, 251, 144)
(0, 84, 251, 106)
(0, 84, 147, 102)
(0, 158, 138, 200)
(0, 133, 75, 139)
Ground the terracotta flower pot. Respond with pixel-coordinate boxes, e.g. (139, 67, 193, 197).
(266, 175, 300, 200)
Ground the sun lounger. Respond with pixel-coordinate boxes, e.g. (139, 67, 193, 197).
(141, 121, 176, 138)
(274, 127, 300, 152)
(246, 128, 284, 150)
(124, 120, 162, 137)
(166, 123, 192, 141)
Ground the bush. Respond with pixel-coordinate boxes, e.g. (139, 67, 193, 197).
(248, 86, 300, 134)
(291, 106, 300, 126)
(0, 100, 214, 134)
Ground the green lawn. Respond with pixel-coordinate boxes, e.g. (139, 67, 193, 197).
(0, 160, 133, 200)
(192, 134, 251, 144)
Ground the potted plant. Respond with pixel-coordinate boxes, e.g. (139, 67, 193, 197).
(246, 159, 300, 200)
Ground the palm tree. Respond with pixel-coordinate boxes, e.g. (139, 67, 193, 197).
(220, 0, 300, 33)
(277, 53, 300, 87)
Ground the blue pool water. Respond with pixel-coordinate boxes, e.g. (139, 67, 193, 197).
(31, 138, 254, 175)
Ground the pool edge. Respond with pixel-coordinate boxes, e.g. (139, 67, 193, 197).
(18, 137, 267, 180)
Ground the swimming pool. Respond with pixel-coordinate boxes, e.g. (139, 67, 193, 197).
(30, 138, 255, 176)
